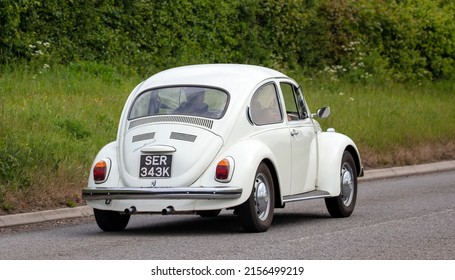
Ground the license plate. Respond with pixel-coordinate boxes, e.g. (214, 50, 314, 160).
(139, 155, 172, 178)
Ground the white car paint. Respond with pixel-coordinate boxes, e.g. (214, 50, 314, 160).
(82, 64, 363, 232)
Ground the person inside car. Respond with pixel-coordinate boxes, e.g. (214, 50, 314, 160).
(174, 87, 208, 115)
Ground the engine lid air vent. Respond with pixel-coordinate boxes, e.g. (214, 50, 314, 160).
(129, 116, 213, 130)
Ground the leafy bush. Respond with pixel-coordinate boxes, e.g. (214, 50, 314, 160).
(352, 0, 455, 81)
(1, 0, 454, 80)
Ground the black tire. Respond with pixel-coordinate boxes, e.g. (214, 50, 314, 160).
(237, 162, 274, 232)
(325, 151, 358, 218)
(94, 209, 130, 231)
(197, 209, 222, 217)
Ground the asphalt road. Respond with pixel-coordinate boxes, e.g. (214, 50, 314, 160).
(1, 171, 454, 260)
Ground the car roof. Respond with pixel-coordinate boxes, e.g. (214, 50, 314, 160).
(138, 64, 289, 95)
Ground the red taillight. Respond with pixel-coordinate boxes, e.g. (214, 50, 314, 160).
(93, 160, 107, 183)
(215, 157, 234, 182)
(216, 159, 230, 180)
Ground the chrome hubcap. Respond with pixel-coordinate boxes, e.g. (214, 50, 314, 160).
(340, 162, 354, 206)
(254, 174, 270, 221)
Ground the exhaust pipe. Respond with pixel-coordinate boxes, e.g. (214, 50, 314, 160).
(124, 206, 137, 214)
(162, 206, 175, 215)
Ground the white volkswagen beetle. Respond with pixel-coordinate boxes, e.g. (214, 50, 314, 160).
(82, 64, 363, 232)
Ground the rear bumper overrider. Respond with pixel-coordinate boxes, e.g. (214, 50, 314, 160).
(82, 186, 242, 200)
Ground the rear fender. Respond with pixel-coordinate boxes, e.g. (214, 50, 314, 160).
(87, 141, 120, 188)
(200, 139, 279, 204)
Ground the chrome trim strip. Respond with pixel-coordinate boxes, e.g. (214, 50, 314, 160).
(82, 186, 242, 200)
(141, 145, 176, 153)
(282, 190, 331, 203)
(129, 116, 213, 129)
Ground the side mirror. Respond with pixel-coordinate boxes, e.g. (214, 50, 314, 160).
(313, 106, 330, 119)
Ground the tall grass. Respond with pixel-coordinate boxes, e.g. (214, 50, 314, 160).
(0, 63, 454, 213)
(301, 78, 455, 166)
(0, 63, 139, 212)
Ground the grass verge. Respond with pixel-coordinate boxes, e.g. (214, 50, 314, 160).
(1, 63, 454, 214)
(301, 78, 455, 167)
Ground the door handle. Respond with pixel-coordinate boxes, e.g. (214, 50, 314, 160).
(290, 129, 299, 136)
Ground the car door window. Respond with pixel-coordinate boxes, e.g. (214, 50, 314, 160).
(280, 83, 308, 120)
(250, 83, 283, 125)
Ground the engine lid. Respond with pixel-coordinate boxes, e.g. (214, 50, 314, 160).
(119, 122, 223, 188)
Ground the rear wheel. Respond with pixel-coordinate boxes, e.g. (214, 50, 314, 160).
(237, 163, 274, 232)
(94, 209, 130, 231)
(325, 151, 358, 217)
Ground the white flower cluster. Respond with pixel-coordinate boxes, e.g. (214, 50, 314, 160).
(28, 41, 52, 77)
(322, 40, 373, 81)
(29, 41, 51, 57)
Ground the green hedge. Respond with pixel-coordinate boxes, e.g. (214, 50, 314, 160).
(1, 0, 454, 81)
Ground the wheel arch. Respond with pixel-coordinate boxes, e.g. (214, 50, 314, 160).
(345, 144, 364, 178)
(261, 158, 283, 209)
(316, 132, 363, 196)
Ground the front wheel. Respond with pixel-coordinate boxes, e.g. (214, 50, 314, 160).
(94, 209, 130, 231)
(325, 151, 358, 218)
(237, 163, 274, 232)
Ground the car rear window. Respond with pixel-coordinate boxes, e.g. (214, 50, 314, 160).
(128, 86, 229, 120)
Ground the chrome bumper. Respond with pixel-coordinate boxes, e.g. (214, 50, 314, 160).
(82, 186, 243, 200)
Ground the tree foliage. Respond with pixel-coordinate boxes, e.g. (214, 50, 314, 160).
(1, 0, 454, 81)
